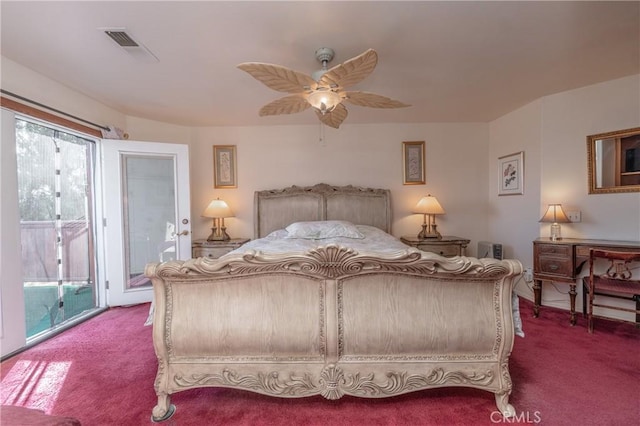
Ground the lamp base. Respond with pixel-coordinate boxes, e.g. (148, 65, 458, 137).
(207, 227, 231, 242)
(549, 223, 562, 241)
(417, 224, 442, 240)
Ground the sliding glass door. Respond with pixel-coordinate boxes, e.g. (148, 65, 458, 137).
(15, 118, 99, 340)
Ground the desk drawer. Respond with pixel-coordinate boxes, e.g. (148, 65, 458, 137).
(537, 243, 572, 257)
(538, 257, 573, 277)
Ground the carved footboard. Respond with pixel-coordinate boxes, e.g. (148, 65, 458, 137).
(146, 246, 522, 422)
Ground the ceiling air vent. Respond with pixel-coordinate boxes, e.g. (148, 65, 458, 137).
(105, 30, 139, 47)
(99, 27, 159, 63)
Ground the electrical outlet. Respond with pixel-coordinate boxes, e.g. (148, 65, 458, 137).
(567, 211, 581, 222)
(523, 267, 533, 283)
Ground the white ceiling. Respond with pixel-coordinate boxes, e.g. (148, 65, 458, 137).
(1, 1, 638, 127)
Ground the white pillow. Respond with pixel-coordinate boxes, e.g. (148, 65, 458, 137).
(512, 292, 525, 338)
(285, 220, 364, 239)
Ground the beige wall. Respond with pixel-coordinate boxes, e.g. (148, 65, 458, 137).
(488, 74, 640, 319)
(1, 57, 126, 129)
(1, 109, 25, 356)
(540, 75, 640, 241)
(184, 123, 490, 248)
(489, 100, 543, 262)
(121, 120, 491, 251)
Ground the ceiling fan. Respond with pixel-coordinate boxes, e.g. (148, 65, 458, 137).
(237, 48, 410, 129)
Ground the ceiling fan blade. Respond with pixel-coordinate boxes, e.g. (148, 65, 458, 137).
(343, 91, 410, 108)
(259, 95, 311, 116)
(318, 49, 378, 89)
(238, 62, 317, 93)
(315, 103, 348, 129)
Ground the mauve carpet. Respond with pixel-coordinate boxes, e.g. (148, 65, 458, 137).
(1, 299, 638, 426)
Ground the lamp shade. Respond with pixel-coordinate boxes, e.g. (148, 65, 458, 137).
(413, 195, 445, 215)
(202, 198, 234, 218)
(539, 204, 570, 223)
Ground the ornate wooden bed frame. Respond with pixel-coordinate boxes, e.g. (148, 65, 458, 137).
(146, 184, 522, 421)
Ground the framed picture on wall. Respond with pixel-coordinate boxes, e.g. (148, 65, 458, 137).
(213, 145, 237, 188)
(402, 141, 425, 185)
(498, 151, 524, 196)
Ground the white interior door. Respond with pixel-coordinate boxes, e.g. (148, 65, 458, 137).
(102, 140, 191, 306)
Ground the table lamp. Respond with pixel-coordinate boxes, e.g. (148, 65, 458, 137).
(202, 198, 234, 241)
(539, 204, 570, 241)
(413, 195, 445, 240)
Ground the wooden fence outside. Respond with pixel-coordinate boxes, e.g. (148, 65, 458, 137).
(21, 220, 90, 282)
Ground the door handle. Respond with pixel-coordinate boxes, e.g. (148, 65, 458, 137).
(170, 230, 190, 239)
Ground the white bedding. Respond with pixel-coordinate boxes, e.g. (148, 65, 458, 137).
(225, 224, 414, 258)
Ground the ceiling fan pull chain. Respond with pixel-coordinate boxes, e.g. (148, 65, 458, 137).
(319, 121, 326, 146)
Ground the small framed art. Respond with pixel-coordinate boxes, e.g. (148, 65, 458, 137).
(498, 151, 524, 196)
(213, 145, 237, 188)
(402, 141, 425, 185)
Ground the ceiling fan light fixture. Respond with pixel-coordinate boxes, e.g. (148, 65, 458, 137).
(307, 89, 341, 115)
(238, 47, 408, 128)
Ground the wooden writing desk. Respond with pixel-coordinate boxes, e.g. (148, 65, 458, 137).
(533, 237, 640, 325)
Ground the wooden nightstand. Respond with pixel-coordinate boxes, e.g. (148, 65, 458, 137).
(401, 236, 470, 257)
(192, 238, 250, 259)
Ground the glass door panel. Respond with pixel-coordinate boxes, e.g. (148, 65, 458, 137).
(15, 118, 98, 340)
(122, 155, 177, 290)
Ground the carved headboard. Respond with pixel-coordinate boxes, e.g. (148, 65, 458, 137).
(254, 183, 392, 238)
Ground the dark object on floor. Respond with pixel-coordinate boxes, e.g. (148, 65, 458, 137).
(0, 405, 81, 426)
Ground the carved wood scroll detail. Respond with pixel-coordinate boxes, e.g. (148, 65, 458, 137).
(257, 183, 389, 196)
(173, 365, 495, 400)
(175, 369, 318, 397)
(147, 245, 514, 281)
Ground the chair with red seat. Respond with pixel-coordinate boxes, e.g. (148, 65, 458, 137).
(582, 249, 640, 333)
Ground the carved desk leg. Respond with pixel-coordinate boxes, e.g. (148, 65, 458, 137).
(532, 279, 542, 318)
(569, 283, 577, 326)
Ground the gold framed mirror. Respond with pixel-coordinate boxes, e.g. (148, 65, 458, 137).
(587, 127, 640, 194)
